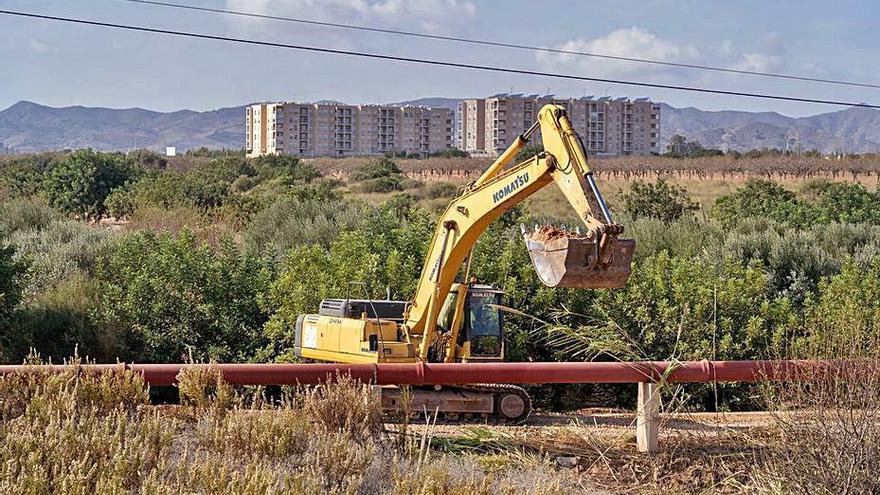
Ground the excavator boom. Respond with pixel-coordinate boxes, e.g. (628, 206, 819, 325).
(404, 104, 634, 358)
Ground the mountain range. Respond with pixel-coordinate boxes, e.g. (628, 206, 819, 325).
(2, 98, 879, 154)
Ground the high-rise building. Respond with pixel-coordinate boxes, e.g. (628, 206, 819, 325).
(455, 94, 660, 156)
(245, 101, 452, 158)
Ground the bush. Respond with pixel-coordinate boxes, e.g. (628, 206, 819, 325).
(429, 148, 469, 158)
(0, 152, 61, 198)
(42, 150, 141, 218)
(126, 149, 168, 171)
(6, 219, 115, 300)
(420, 181, 459, 200)
(95, 230, 273, 362)
(620, 178, 698, 222)
(261, 201, 433, 360)
(244, 195, 364, 255)
(251, 154, 320, 183)
(0, 199, 58, 238)
(813, 182, 880, 224)
(4, 274, 117, 363)
(713, 179, 817, 228)
(350, 157, 405, 193)
(0, 245, 27, 319)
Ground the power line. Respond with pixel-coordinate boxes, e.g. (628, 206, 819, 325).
(2, 8, 879, 110)
(117, 0, 880, 90)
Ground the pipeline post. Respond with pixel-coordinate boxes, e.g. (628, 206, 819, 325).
(636, 382, 660, 454)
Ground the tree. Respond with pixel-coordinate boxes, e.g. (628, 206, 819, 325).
(0, 245, 28, 360)
(42, 150, 139, 218)
(621, 178, 698, 222)
(665, 135, 724, 158)
(95, 230, 273, 362)
(712, 179, 817, 228)
(350, 157, 405, 193)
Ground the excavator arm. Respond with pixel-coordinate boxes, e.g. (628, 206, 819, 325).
(404, 104, 635, 359)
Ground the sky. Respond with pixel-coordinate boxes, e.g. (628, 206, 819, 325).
(1, 0, 879, 116)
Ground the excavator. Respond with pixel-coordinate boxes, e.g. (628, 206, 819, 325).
(294, 104, 635, 423)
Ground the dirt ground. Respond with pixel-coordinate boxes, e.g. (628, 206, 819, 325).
(398, 409, 778, 494)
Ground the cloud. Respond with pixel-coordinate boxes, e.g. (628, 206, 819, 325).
(718, 39, 733, 57)
(731, 52, 783, 72)
(536, 27, 700, 77)
(224, 0, 476, 34)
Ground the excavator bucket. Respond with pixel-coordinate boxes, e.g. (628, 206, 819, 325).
(524, 226, 635, 289)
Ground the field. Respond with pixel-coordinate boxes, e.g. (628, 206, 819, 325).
(3, 150, 880, 493)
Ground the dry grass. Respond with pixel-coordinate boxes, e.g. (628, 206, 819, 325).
(0, 363, 581, 494)
(748, 360, 880, 495)
(5, 358, 879, 494)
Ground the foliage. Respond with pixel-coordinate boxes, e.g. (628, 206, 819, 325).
(94, 230, 273, 362)
(183, 146, 246, 158)
(0, 198, 58, 238)
(126, 149, 168, 171)
(0, 245, 27, 320)
(7, 219, 115, 300)
(0, 246, 28, 361)
(801, 259, 880, 357)
(0, 152, 61, 198)
(419, 181, 460, 200)
(515, 144, 544, 163)
(620, 178, 698, 222)
(106, 154, 321, 218)
(260, 200, 433, 361)
(429, 148, 469, 158)
(3, 275, 115, 363)
(350, 157, 405, 193)
(42, 150, 141, 218)
(812, 182, 880, 224)
(244, 194, 364, 255)
(665, 135, 724, 158)
(713, 179, 817, 228)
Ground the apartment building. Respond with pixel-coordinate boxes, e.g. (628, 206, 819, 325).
(245, 101, 452, 158)
(456, 94, 660, 156)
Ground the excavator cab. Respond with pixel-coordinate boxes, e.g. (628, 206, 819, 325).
(436, 283, 505, 362)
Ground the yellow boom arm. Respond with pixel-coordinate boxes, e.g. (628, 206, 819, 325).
(404, 104, 627, 359)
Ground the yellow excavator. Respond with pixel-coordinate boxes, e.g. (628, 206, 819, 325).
(294, 104, 635, 422)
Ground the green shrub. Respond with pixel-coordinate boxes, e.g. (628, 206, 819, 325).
(802, 258, 880, 357)
(813, 182, 880, 224)
(95, 230, 273, 362)
(621, 178, 698, 222)
(6, 219, 115, 300)
(350, 157, 405, 193)
(261, 201, 433, 360)
(421, 181, 459, 200)
(126, 149, 168, 171)
(251, 154, 320, 183)
(0, 199, 58, 238)
(3, 274, 117, 363)
(42, 150, 141, 218)
(244, 196, 365, 255)
(713, 179, 817, 228)
(0, 152, 61, 198)
(0, 245, 27, 319)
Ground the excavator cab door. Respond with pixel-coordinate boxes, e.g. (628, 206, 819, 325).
(460, 286, 505, 361)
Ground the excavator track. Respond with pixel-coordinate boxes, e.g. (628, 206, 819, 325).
(380, 384, 532, 425)
(458, 383, 532, 424)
